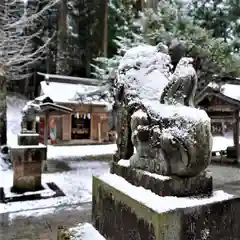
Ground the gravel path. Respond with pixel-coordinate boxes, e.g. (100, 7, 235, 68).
(2, 164, 240, 240)
(0, 202, 92, 240)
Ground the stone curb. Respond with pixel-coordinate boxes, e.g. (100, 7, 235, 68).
(0, 201, 92, 216)
(47, 154, 113, 162)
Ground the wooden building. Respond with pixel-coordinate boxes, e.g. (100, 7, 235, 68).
(34, 73, 113, 145)
(195, 82, 240, 161)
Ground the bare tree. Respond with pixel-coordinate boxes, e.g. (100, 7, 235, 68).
(0, 0, 60, 145)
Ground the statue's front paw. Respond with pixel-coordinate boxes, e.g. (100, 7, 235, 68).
(151, 149, 170, 175)
(130, 153, 147, 169)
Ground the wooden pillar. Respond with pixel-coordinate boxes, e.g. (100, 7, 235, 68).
(62, 114, 71, 141)
(234, 110, 240, 163)
(90, 113, 94, 140)
(44, 112, 49, 146)
(69, 114, 72, 141)
(89, 105, 94, 140)
(221, 120, 224, 135)
(98, 122, 102, 143)
(42, 112, 49, 172)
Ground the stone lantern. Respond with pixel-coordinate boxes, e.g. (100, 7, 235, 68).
(10, 102, 47, 193)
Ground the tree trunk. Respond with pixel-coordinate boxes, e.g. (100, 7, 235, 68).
(103, 0, 108, 57)
(0, 74, 7, 145)
(56, 0, 71, 75)
(135, 0, 144, 11)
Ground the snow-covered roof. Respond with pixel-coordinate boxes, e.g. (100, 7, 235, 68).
(36, 81, 110, 106)
(39, 102, 73, 114)
(37, 72, 99, 86)
(220, 83, 240, 102)
(196, 82, 240, 106)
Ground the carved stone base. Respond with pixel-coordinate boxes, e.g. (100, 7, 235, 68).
(18, 133, 39, 146)
(92, 174, 240, 240)
(10, 144, 47, 192)
(110, 160, 212, 197)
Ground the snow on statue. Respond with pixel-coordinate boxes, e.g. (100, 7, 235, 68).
(114, 43, 212, 177)
(21, 101, 41, 133)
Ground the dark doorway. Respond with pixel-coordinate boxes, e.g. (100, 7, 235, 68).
(71, 114, 91, 140)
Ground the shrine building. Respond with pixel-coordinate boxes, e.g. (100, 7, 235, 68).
(195, 81, 240, 162)
(33, 72, 114, 145)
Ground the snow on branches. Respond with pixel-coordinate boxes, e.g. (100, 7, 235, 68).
(0, 0, 60, 80)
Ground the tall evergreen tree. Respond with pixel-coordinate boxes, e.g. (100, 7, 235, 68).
(25, 0, 58, 97)
(189, 0, 240, 51)
(142, 0, 240, 89)
(94, 0, 240, 94)
(189, 0, 230, 40)
(92, 0, 144, 88)
(67, 0, 106, 77)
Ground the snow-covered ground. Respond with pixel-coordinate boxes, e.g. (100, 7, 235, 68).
(69, 223, 106, 240)
(0, 160, 109, 215)
(212, 132, 234, 152)
(47, 144, 117, 160)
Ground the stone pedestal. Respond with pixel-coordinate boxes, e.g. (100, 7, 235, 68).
(111, 160, 213, 197)
(92, 173, 240, 240)
(18, 133, 39, 146)
(10, 132, 47, 193)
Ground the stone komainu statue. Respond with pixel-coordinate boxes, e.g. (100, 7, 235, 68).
(21, 101, 41, 133)
(114, 43, 212, 177)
